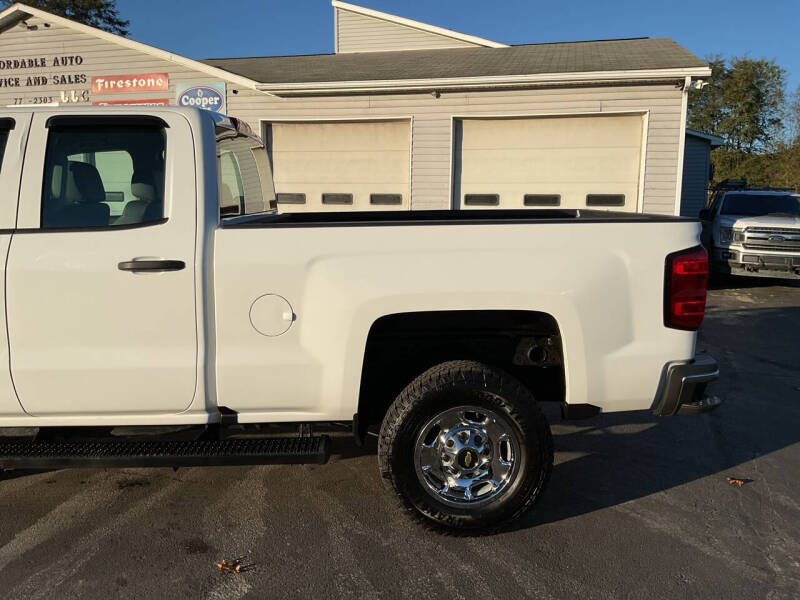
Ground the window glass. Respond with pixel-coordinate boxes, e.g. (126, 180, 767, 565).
(524, 194, 561, 207)
(720, 193, 800, 217)
(218, 150, 245, 216)
(216, 134, 273, 217)
(464, 194, 500, 206)
(586, 194, 625, 207)
(42, 125, 166, 229)
(0, 129, 9, 167)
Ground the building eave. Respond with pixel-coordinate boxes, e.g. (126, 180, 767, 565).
(256, 66, 713, 96)
(686, 128, 725, 147)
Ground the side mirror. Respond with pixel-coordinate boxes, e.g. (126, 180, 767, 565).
(698, 209, 710, 220)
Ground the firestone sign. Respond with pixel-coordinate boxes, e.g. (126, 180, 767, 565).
(91, 72, 169, 94)
(176, 82, 226, 114)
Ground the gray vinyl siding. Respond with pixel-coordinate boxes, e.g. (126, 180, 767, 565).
(0, 15, 219, 107)
(335, 8, 480, 53)
(228, 84, 684, 214)
(680, 135, 711, 217)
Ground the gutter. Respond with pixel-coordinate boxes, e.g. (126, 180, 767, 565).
(256, 66, 712, 96)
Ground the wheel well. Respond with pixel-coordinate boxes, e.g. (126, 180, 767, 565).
(357, 310, 565, 428)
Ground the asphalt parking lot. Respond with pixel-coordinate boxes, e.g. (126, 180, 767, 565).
(0, 278, 798, 599)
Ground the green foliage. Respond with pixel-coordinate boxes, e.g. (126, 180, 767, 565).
(689, 56, 797, 192)
(688, 56, 786, 153)
(1, 0, 129, 36)
(710, 148, 799, 191)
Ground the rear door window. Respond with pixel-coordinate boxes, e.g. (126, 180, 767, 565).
(41, 124, 166, 229)
(0, 128, 9, 167)
(216, 133, 274, 217)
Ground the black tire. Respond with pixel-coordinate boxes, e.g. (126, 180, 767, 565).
(378, 360, 553, 534)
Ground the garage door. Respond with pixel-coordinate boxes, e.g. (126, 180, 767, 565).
(454, 114, 644, 211)
(266, 120, 411, 212)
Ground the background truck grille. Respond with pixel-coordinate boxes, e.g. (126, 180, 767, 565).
(743, 228, 800, 251)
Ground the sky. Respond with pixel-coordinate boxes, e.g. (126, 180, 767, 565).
(117, 0, 800, 93)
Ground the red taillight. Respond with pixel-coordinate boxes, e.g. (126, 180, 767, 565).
(664, 246, 708, 330)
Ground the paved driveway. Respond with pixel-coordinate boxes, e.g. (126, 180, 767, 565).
(1, 278, 799, 599)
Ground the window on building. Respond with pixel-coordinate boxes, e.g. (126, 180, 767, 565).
(464, 194, 499, 207)
(524, 194, 561, 207)
(370, 193, 403, 206)
(276, 193, 306, 205)
(322, 193, 353, 205)
(41, 123, 166, 229)
(586, 194, 625, 207)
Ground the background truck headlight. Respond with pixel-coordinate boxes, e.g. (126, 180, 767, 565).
(719, 227, 733, 244)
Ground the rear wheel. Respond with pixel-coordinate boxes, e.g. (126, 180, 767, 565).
(378, 360, 553, 533)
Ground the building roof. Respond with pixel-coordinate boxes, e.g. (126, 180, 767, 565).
(203, 37, 708, 87)
(686, 129, 725, 147)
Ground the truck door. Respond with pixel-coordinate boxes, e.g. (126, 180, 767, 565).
(6, 113, 198, 416)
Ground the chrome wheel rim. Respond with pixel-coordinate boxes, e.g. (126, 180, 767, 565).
(413, 405, 521, 507)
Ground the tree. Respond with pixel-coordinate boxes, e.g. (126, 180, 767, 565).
(1, 0, 129, 36)
(688, 56, 786, 153)
(787, 85, 800, 145)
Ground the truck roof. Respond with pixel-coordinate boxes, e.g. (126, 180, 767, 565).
(1, 105, 262, 144)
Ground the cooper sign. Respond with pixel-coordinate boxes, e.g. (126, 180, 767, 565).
(176, 82, 226, 114)
(91, 73, 169, 94)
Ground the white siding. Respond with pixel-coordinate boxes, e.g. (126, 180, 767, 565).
(680, 135, 711, 217)
(335, 8, 480, 53)
(229, 84, 684, 214)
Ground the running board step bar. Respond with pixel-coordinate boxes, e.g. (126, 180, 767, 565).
(0, 436, 330, 470)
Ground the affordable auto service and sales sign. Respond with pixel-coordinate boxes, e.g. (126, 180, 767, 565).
(176, 82, 226, 114)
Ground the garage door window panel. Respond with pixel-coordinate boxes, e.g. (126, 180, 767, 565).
(524, 194, 561, 207)
(370, 193, 403, 206)
(464, 194, 499, 207)
(587, 194, 626, 207)
(322, 193, 353, 205)
(276, 193, 306, 205)
(40, 125, 166, 229)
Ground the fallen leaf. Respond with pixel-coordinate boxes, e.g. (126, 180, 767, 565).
(726, 476, 749, 487)
(216, 558, 242, 574)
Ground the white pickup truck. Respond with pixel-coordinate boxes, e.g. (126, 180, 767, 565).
(700, 183, 800, 279)
(0, 107, 720, 532)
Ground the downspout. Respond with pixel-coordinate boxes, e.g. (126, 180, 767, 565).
(674, 75, 691, 216)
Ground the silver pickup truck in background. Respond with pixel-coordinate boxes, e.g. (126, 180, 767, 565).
(701, 180, 800, 279)
(0, 107, 720, 533)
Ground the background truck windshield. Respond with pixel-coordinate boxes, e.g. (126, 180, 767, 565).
(721, 193, 800, 217)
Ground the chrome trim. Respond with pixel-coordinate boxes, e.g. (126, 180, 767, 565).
(743, 227, 800, 252)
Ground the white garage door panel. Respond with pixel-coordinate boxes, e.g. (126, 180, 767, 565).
(456, 115, 644, 211)
(270, 121, 411, 212)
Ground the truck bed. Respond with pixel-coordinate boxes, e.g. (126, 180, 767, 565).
(222, 209, 695, 228)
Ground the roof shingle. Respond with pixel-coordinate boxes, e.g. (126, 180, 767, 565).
(202, 37, 707, 85)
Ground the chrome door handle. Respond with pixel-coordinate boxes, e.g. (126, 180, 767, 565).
(118, 260, 186, 272)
